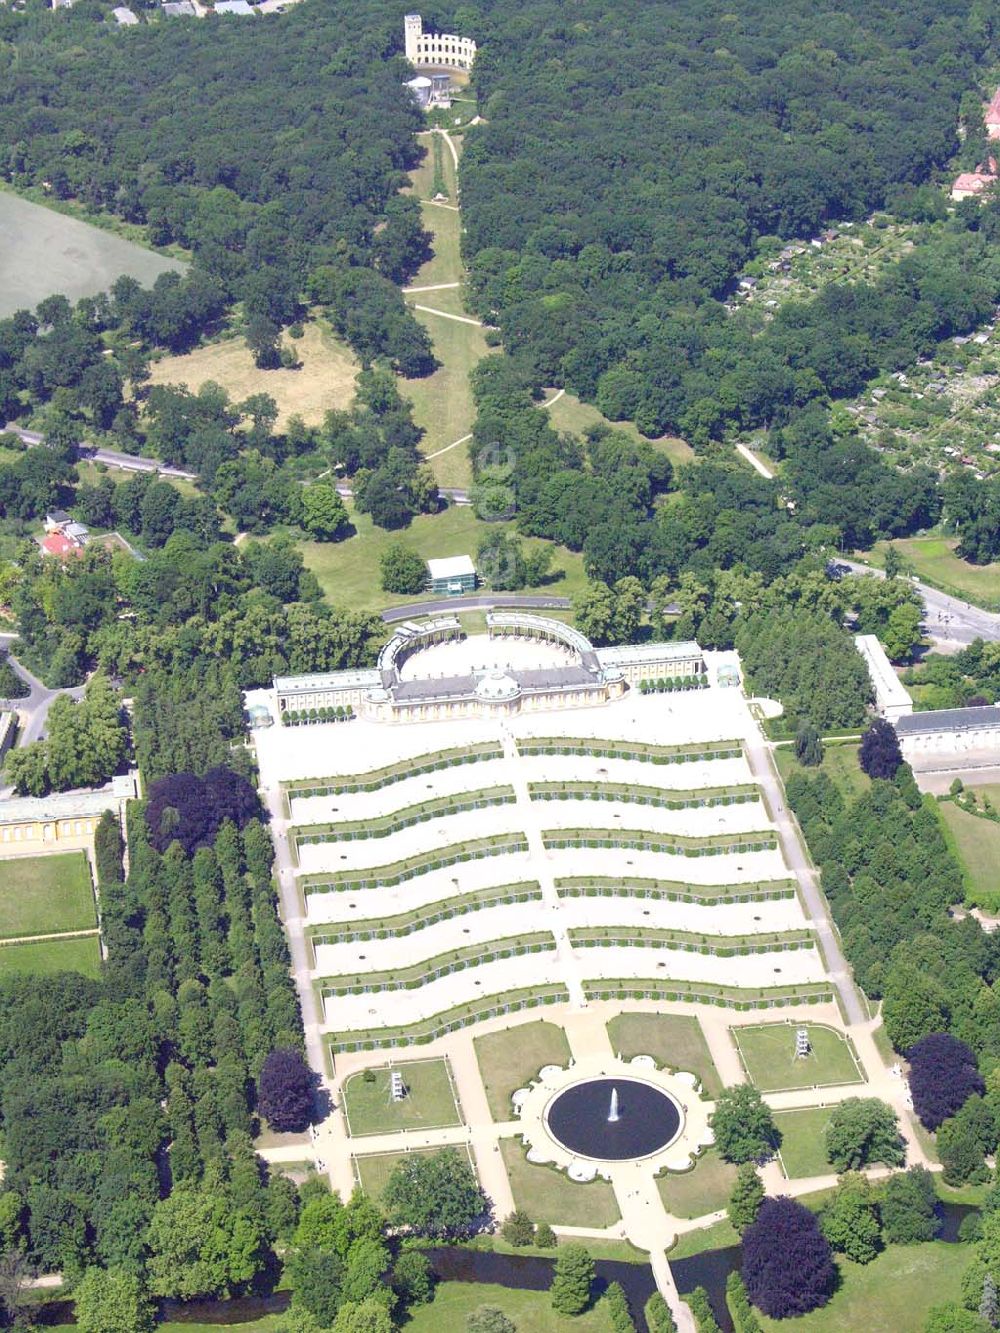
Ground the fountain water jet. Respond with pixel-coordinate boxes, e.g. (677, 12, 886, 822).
(608, 1087, 620, 1123)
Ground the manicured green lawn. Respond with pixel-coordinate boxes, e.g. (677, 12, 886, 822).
(669, 1216, 739, 1259)
(868, 536, 1000, 606)
(500, 1138, 620, 1228)
(0, 934, 102, 979)
(299, 501, 588, 613)
(937, 799, 1000, 911)
(162, 1320, 284, 1332)
(774, 743, 869, 803)
(606, 1012, 722, 1097)
(406, 1279, 617, 1332)
(0, 853, 96, 938)
(657, 1149, 737, 1220)
(732, 1023, 863, 1092)
(774, 1107, 835, 1179)
(474, 1020, 572, 1121)
(355, 1147, 452, 1203)
(342, 1059, 461, 1136)
(757, 1241, 971, 1331)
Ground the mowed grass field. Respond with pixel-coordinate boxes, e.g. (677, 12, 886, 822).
(0, 935, 102, 979)
(500, 1137, 620, 1228)
(757, 1241, 970, 1332)
(0, 853, 96, 937)
(937, 799, 1000, 911)
(656, 1148, 737, 1219)
(354, 1147, 444, 1202)
(606, 1012, 722, 1097)
(774, 1105, 836, 1178)
(148, 320, 358, 429)
(406, 1280, 618, 1333)
(868, 535, 1000, 605)
(0, 190, 183, 318)
(299, 500, 589, 612)
(733, 1022, 863, 1092)
(474, 1020, 572, 1121)
(775, 742, 869, 803)
(342, 1059, 461, 1136)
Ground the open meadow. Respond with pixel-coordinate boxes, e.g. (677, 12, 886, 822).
(148, 321, 358, 429)
(0, 935, 102, 979)
(0, 852, 95, 938)
(867, 536, 1000, 608)
(937, 797, 1000, 912)
(0, 190, 183, 317)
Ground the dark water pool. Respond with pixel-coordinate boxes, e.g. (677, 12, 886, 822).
(546, 1078, 682, 1160)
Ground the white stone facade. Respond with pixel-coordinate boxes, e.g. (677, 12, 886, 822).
(404, 12, 476, 70)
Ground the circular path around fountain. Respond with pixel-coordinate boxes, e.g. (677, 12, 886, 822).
(511, 1053, 714, 1181)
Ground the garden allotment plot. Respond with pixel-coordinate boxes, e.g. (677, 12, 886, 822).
(0, 192, 183, 317)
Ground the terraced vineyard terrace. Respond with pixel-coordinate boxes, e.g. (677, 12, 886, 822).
(517, 738, 743, 764)
(555, 877, 797, 903)
(306, 882, 543, 946)
(568, 927, 817, 956)
(282, 742, 504, 799)
(528, 781, 757, 809)
(292, 786, 516, 847)
(300, 833, 530, 895)
(317, 932, 557, 995)
(541, 828, 778, 855)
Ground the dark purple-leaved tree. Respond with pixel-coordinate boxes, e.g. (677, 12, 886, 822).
(859, 717, 903, 779)
(908, 1032, 984, 1131)
(145, 767, 261, 854)
(258, 1048, 314, 1131)
(742, 1196, 835, 1319)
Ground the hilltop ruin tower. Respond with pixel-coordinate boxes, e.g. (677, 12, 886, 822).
(404, 12, 476, 70)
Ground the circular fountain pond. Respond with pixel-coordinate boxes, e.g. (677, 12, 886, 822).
(544, 1078, 682, 1161)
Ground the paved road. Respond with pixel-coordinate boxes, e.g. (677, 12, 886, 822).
(0, 632, 85, 749)
(381, 593, 573, 622)
(841, 558, 1000, 647)
(4, 424, 197, 481)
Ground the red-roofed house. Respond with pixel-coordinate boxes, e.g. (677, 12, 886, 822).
(41, 532, 78, 559)
(952, 170, 998, 201)
(986, 88, 1000, 139)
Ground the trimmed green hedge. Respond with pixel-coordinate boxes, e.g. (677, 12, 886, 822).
(307, 882, 543, 946)
(529, 780, 756, 810)
(516, 738, 742, 764)
(555, 876, 796, 904)
(327, 983, 571, 1052)
(319, 932, 556, 996)
(582, 979, 833, 1009)
(284, 742, 504, 798)
(638, 675, 709, 693)
(568, 927, 816, 957)
(283, 705, 355, 726)
(542, 828, 777, 856)
(301, 833, 530, 894)
(294, 786, 515, 846)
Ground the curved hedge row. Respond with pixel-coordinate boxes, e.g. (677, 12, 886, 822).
(295, 786, 516, 846)
(543, 829, 777, 856)
(307, 881, 543, 946)
(517, 738, 741, 764)
(555, 877, 796, 904)
(582, 979, 833, 1010)
(319, 933, 557, 996)
(529, 781, 756, 811)
(284, 742, 503, 798)
(328, 983, 571, 1053)
(301, 833, 530, 894)
(569, 928, 816, 957)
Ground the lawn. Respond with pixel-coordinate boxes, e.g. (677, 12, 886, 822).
(774, 743, 869, 804)
(474, 1020, 572, 1121)
(732, 1023, 864, 1093)
(499, 1138, 620, 1228)
(405, 1279, 617, 1333)
(757, 1240, 971, 1332)
(0, 852, 96, 938)
(937, 799, 1000, 911)
(147, 319, 358, 429)
(0, 189, 183, 317)
(355, 1147, 450, 1203)
(774, 1106, 835, 1179)
(299, 501, 588, 613)
(342, 1059, 461, 1136)
(544, 390, 695, 469)
(606, 1013, 722, 1097)
(0, 934, 102, 979)
(162, 1320, 285, 1333)
(656, 1149, 737, 1220)
(669, 1216, 739, 1259)
(868, 536, 1000, 608)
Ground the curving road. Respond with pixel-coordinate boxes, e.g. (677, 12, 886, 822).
(840, 558, 1000, 647)
(0, 632, 85, 750)
(4, 424, 197, 481)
